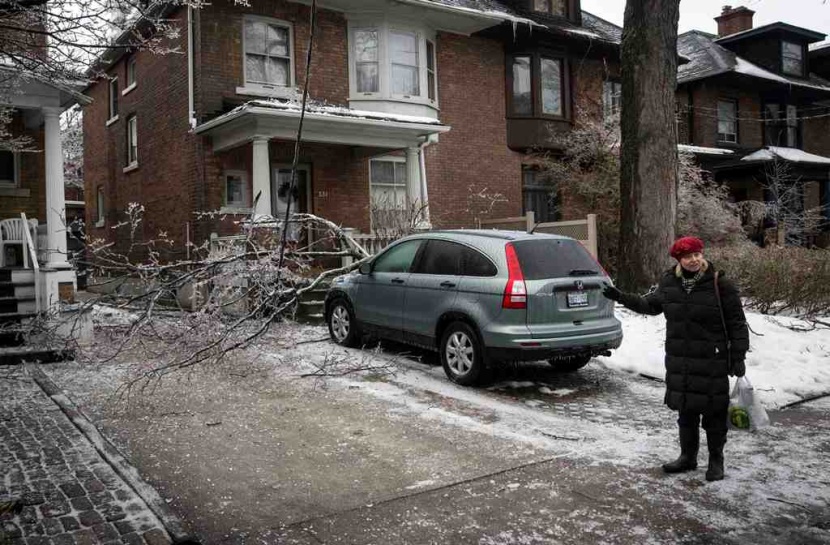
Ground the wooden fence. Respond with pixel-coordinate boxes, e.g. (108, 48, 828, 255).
(476, 212, 599, 258)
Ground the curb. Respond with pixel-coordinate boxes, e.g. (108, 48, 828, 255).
(25, 364, 201, 545)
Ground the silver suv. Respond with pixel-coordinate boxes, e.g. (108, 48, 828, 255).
(325, 230, 622, 385)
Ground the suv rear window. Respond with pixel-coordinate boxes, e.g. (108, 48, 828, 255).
(512, 239, 600, 280)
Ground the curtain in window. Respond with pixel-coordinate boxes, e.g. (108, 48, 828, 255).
(717, 100, 737, 143)
(782, 42, 803, 76)
(245, 20, 290, 86)
(371, 160, 408, 231)
(541, 58, 562, 116)
(512, 56, 531, 115)
(355, 29, 379, 93)
(391, 32, 419, 95)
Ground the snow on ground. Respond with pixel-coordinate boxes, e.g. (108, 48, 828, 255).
(598, 306, 830, 408)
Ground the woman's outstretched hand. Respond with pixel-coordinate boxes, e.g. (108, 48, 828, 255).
(602, 284, 622, 302)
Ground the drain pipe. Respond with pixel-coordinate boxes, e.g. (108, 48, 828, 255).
(187, 4, 196, 129)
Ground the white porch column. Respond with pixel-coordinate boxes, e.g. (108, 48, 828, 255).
(44, 107, 69, 268)
(252, 137, 271, 216)
(406, 145, 422, 208)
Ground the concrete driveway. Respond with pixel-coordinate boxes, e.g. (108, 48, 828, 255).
(42, 323, 830, 545)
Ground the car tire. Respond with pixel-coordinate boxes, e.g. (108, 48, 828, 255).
(547, 354, 592, 372)
(327, 298, 361, 348)
(440, 321, 486, 386)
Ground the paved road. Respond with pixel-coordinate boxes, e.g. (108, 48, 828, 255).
(33, 324, 830, 544)
(0, 366, 174, 545)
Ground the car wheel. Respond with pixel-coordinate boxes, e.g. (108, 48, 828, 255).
(327, 298, 361, 347)
(440, 321, 485, 386)
(547, 354, 592, 372)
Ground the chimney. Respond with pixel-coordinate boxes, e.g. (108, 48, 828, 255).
(715, 5, 755, 38)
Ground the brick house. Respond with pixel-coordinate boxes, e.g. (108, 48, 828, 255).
(1, 1, 91, 309)
(675, 6, 830, 244)
(82, 0, 620, 258)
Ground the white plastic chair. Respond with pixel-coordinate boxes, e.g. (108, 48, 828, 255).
(0, 218, 33, 268)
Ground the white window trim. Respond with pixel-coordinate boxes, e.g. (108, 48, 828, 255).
(122, 82, 137, 96)
(221, 169, 251, 213)
(369, 155, 408, 232)
(108, 76, 119, 122)
(347, 21, 438, 108)
(95, 187, 105, 227)
(717, 99, 738, 144)
(240, 15, 296, 96)
(0, 151, 20, 187)
(126, 56, 137, 88)
(105, 115, 120, 127)
(126, 114, 138, 168)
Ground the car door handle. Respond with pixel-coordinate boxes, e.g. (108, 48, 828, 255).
(391, 278, 405, 284)
(440, 281, 456, 288)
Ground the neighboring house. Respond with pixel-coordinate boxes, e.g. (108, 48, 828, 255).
(675, 6, 830, 244)
(0, 5, 91, 309)
(82, 0, 620, 258)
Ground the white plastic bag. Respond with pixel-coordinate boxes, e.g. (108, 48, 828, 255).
(727, 376, 771, 432)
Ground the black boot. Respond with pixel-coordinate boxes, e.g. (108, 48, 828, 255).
(662, 426, 699, 473)
(705, 431, 727, 482)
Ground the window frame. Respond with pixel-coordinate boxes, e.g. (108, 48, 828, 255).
(125, 114, 138, 168)
(603, 80, 622, 121)
(108, 76, 119, 122)
(95, 186, 105, 227)
(521, 166, 561, 223)
(506, 53, 569, 120)
(123, 56, 137, 94)
(369, 156, 409, 233)
(0, 150, 20, 188)
(222, 169, 250, 211)
(532, 0, 567, 17)
(781, 40, 804, 77)
(347, 21, 438, 108)
(241, 15, 296, 94)
(716, 98, 738, 145)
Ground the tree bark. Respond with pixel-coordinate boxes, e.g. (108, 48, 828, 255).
(618, 0, 681, 292)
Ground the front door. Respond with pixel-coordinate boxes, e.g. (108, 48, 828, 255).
(272, 165, 310, 242)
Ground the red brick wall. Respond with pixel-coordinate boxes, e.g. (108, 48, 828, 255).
(83, 9, 195, 259)
(197, 0, 349, 118)
(0, 111, 45, 221)
(802, 109, 830, 158)
(684, 82, 762, 149)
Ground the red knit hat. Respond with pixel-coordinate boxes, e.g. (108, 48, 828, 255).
(669, 236, 704, 260)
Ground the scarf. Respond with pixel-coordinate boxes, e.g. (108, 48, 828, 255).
(675, 259, 708, 293)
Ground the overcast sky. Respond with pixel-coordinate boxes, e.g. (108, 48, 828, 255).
(581, 0, 830, 42)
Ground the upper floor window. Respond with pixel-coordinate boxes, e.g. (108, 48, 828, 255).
(603, 80, 622, 120)
(126, 114, 138, 167)
(348, 22, 438, 107)
(0, 150, 19, 187)
(244, 17, 294, 91)
(96, 186, 105, 227)
(717, 99, 737, 144)
(108, 77, 119, 120)
(533, 0, 566, 16)
(508, 54, 568, 119)
(782, 41, 804, 76)
(125, 56, 137, 90)
(764, 103, 800, 148)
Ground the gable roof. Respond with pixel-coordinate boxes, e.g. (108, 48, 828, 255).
(677, 30, 830, 93)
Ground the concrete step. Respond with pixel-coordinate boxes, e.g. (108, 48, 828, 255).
(0, 268, 36, 284)
(0, 345, 75, 365)
(0, 297, 36, 315)
(0, 282, 36, 298)
(0, 311, 37, 326)
(0, 328, 26, 347)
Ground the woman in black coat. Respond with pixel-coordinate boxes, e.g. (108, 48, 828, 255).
(602, 237, 749, 481)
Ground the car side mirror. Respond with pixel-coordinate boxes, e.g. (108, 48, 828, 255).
(358, 262, 372, 275)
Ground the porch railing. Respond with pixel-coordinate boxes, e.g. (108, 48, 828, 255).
(21, 213, 41, 314)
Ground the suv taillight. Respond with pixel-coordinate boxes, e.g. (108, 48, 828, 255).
(502, 243, 527, 309)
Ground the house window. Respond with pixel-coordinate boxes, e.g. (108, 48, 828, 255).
(354, 29, 379, 93)
(426, 40, 436, 101)
(96, 187, 105, 226)
(244, 17, 293, 89)
(348, 23, 438, 106)
(522, 167, 560, 223)
(369, 157, 408, 231)
(782, 41, 803, 76)
(224, 171, 249, 209)
(126, 114, 138, 166)
(508, 54, 568, 118)
(126, 56, 137, 89)
(764, 103, 800, 148)
(0, 150, 19, 187)
(717, 99, 737, 144)
(108, 77, 119, 120)
(533, 0, 566, 16)
(603, 81, 622, 120)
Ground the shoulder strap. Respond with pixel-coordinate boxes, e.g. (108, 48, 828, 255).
(714, 272, 732, 360)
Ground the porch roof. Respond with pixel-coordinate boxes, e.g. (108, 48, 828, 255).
(195, 99, 451, 152)
(0, 65, 91, 110)
(740, 146, 830, 165)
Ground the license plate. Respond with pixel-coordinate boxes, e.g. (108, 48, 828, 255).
(567, 291, 589, 308)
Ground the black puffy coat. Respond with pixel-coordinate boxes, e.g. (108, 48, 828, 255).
(618, 262, 749, 414)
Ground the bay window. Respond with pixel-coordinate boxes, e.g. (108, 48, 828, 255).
(508, 53, 568, 119)
(348, 22, 438, 110)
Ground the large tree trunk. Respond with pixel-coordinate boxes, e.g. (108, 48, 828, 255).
(618, 0, 681, 292)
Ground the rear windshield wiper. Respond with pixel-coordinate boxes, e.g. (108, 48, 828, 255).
(568, 269, 599, 276)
